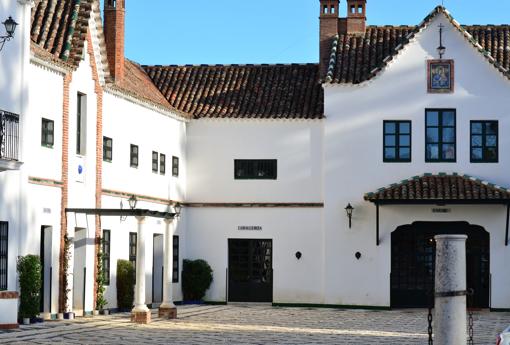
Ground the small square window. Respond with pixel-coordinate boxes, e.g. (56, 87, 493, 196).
(152, 151, 159, 173)
(41, 118, 54, 148)
(160, 154, 166, 175)
(172, 156, 179, 177)
(130, 144, 139, 168)
(103, 137, 112, 162)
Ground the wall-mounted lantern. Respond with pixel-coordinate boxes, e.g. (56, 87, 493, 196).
(128, 194, 138, 209)
(345, 203, 354, 228)
(173, 202, 182, 218)
(0, 17, 18, 52)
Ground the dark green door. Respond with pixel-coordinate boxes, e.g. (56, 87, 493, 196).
(228, 239, 273, 302)
(391, 221, 490, 308)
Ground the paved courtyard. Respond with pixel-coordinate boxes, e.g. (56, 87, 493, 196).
(0, 305, 508, 344)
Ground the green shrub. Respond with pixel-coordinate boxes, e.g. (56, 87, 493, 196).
(95, 244, 108, 311)
(182, 259, 213, 301)
(116, 259, 135, 310)
(17, 255, 42, 319)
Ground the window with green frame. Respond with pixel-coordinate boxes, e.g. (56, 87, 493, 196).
(383, 120, 411, 162)
(471, 121, 498, 163)
(425, 109, 456, 162)
(41, 118, 54, 148)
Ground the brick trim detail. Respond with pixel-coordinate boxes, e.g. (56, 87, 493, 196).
(59, 72, 72, 313)
(87, 31, 104, 311)
(0, 291, 19, 299)
(28, 176, 64, 188)
(0, 324, 19, 329)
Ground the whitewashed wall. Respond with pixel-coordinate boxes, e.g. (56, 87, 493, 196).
(323, 13, 510, 307)
(186, 207, 324, 304)
(102, 93, 187, 202)
(187, 119, 323, 203)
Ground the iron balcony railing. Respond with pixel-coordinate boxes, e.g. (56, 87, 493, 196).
(0, 110, 19, 161)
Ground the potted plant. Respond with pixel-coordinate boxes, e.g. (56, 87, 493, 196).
(17, 255, 42, 325)
(116, 260, 135, 312)
(62, 234, 74, 320)
(182, 259, 213, 303)
(95, 243, 108, 315)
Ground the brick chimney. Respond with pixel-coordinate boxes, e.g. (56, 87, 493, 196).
(339, 0, 367, 35)
(104, 0, 125, 81)
(319, 0, 339, 78)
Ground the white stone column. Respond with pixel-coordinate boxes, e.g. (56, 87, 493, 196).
(434, 235, 467, 345)
(131, 216, 150, 323)
(159, 218, 177, 319)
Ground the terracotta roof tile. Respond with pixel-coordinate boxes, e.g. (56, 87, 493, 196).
(327, 6, 510, 83)
(143, 64, 324, 119)
(108, 59, 177, 114)
(31, 0, 93, 67)
(364, 173, 510, 203)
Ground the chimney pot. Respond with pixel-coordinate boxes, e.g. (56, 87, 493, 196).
(104, 0, 125, 81)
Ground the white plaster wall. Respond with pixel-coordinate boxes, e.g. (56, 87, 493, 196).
(100, 195, 185, 309)
(323, 14, 510, 307)
(26, 64, 63, 180)
(187, 120, 323, 203)
(102, 92, 187, 202)
(186, 207, 324, 304)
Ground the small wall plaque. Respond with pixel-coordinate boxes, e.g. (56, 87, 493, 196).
(432, 208, 451, 213)
(238, 226, 262, 231)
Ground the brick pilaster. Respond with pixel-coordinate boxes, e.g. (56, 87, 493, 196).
(59, 73, 72, 313)
(85, 31, 104, 311)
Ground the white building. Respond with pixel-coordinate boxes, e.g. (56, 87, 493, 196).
(0, 0, 509, 326)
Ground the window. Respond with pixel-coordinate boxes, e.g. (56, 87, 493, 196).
(41, 118, 54, 148)
(102, 230, 111, 286)
(152, 151, 159, 173)
(425, 109, 456, 162)
(130, 144, 138, 168)
(129, 232, 137, 274)
(172, 156, 179, 177)
(471, 121, 498, 163)
(383, 121, 411, 162)
(234, 159, 277, 179)
(160, 154, 166, 175)
(173, 235, 179, 283)
(0, 222, 7, 291)
(103, 137, 112, 162)
(76, 93, 87, 155)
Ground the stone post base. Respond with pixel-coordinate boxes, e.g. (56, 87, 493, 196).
(158, 307, 177, 319)
(131, 310, 151, 324)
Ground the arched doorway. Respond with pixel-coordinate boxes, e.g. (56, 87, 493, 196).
(391, 221, 490, 308)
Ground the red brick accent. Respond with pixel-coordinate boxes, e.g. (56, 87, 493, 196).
(0, 324, 19, 330)
(319, 0, 339, 78)
(340, 0, 366, 35)
(104, 0, 125, 81)
(59, 72, 72, 313)
(158, 307, 177, 319)
(0, 291, 19, 299)
(131, 310, 151, 324)
(85, 30, 104, 311)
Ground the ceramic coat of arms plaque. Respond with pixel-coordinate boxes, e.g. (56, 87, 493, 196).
(427, 60, 454, 93)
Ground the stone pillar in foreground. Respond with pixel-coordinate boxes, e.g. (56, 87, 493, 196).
(434, 234, 467, 345)
(159, 218, 177, 319)
(131, 216, 150, 324)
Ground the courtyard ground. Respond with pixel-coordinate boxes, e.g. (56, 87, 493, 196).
(0, 304, 508, 344)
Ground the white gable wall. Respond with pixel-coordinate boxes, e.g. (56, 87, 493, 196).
(323, 13, 510, 307)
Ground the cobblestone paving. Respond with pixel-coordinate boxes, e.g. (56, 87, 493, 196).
(0, 305, 508, 344)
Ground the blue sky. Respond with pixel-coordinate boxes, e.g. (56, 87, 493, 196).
(103, 1, 510, 65)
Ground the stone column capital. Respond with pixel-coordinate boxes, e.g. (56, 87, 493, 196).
(17, 0, 34, 7)
(135, 215, 146, 223)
